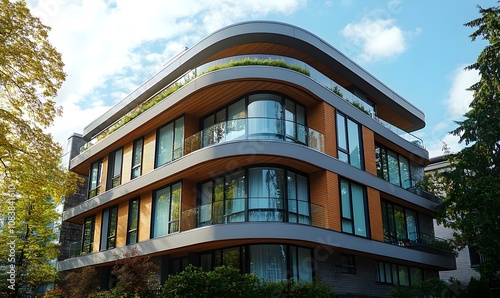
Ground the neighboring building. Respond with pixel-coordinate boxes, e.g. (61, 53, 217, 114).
(58, 21, 455, 297)
(426, 156, 481, 284)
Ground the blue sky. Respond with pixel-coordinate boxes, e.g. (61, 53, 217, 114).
(27, 0, 495, 157)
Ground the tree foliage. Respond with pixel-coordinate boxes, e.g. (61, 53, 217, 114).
(60, 266, 100, 298)
(0, 0, 81, 295)
(437, 2, 500, 281)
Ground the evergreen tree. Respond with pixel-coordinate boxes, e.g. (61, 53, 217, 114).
(438, 1, 500, 282)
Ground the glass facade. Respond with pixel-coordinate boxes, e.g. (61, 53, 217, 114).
(82, 215, 95, 254)
(156, 117, 184, 168)
(107, 148, 123, 190)
(152, 182, 181, 238)
(131, 137, 143, 179)
(100, 206, 118, 250)
(376, 261, 423, 286)
(340, 178, 369, 237)
(381, 200, 435, 245)
(199, 244, 312, 282)
(201, 93, 307, 146)
(375, 144, 422, 189)
(198, 166, 310, 226)
(88, 159, 103, 198)
(127, 198, 140, 244)
(336, 112, 363, 169)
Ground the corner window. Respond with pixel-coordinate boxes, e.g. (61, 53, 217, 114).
(375, 144, 414, 189)
(340, 178, 369, 237)
(82, 215, 95, 254)
(127, 198, 140, 244)
(131, 138, 143, 179)
(156, 117, 184, 168)
(89, 160, 103, 198)
(107, 148, 123, 190)
(100, 206, 118, 250)
(336, 112, 363, 169)
(151, 182, 181, 238)
(381, 200, 435, 246)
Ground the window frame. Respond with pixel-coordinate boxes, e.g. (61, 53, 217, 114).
(100, 206, 118, 250)
(151, 181, 182, 238)
(106, 148, 123, 190)
(155, 116, 184, 168)
(81, 215, 95, 254)
(375, 144, 413, 189)
(127, 197, 140, 245)
(340, 254, 356, 274)
(131, 137, 144, 179)
(88, 159, 103, 198)
(339, 177, 370, 238)
(336, 111, 364, 169)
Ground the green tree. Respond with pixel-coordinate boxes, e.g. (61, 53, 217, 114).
(437, 2, 500, 282)
(0, 0, 81, 296)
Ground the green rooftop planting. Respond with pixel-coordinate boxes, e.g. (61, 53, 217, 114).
(93, 58, 311, 142)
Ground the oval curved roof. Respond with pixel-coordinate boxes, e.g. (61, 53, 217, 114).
(82, 20, 425, 141)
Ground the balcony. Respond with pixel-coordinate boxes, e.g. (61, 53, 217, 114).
(385, 232, 455, 256)
(181, 199, 325, 231)
(184, 118, 325, 155)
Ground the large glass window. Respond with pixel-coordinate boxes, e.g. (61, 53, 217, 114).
(82, 215, 95, 254)
(376, 144, 415, 189)
(340, 178, 368, 237)
(127, 198, 140, 244)
(100, 206, 118, 250)
(336, 112, 363, 169)
(131, 137, 143, 179)
(107, 148, 123, 190)
(381, 200, 435, 245)
(156, 117, 184, 168)
(198, 166, 310, 226)
(376, 261, 422, 286)
(152, 182, 181, 238)
(201, 92, 307, 146)
(88, 159, 103, 198)
(205, 244, 312, 282)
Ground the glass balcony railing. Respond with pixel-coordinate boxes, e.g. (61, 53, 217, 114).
(184, 118, 325, 155)
(181, 199, 325, 231)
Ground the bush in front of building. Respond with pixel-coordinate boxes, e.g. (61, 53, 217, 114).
(161, 264, 335, 298)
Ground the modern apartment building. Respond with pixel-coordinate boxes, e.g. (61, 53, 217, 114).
(58, 21, 456, 297)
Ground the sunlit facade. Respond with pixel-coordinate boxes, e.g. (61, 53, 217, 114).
(59, 21, 455, 297)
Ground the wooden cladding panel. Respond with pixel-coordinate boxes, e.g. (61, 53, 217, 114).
(93, 213, 102, 253)
(138, 192, 152, 242)
(121, 143, 133, 185)
(367, 187, 384, 242)
(362, 126, 377, 175)
(142, 131, 156, 174)
(116, 202, 129, 247)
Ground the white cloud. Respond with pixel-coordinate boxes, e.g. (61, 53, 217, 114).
(422, 65, 479, 158)
(341, 18, 408, 63)
(26, 0, 305, 146)
(444, 66, 479, 118)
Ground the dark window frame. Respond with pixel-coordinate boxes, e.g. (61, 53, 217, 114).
(200, 91, 308, 145)
(100, 206, 118, 250)
(82, 215, 95, 254)
(127, 197, 140, 245)
(339, 177, 370, 238)
(88, 159, 103, 198)
(131, 137, 144, 179)
(336, 111, 364, 169)
(107, 148, 123, 190)
(155, 116, 184, 168)
(375, 144, 413, 189)
(340, 254, 356, 274)
(150, 181, 182, 238)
